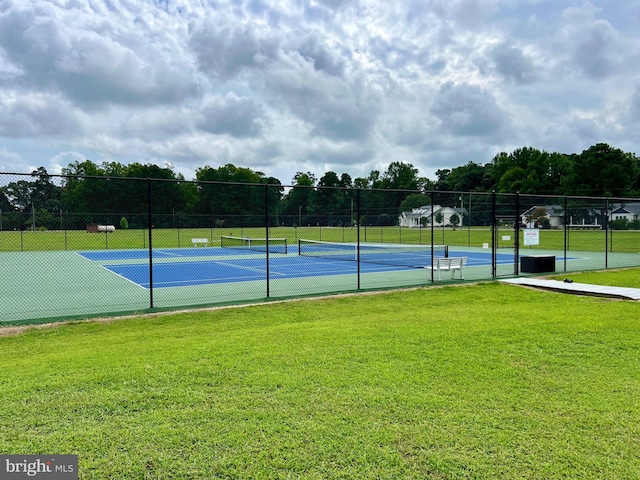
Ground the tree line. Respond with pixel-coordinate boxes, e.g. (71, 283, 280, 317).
(1, 143, 639, 231)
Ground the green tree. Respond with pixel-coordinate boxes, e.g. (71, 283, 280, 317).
(446, 162, 486, 192)
(367, 162, 421, 220)
(399, 193, 430, 213)
(281, 172, 316, 226)
(176, 175, 201, 226)
(377, 213, 394, 226)
(339, 173, 353, 188)
(434, 169, 451, 191)
(125, 163, 184, 226)
(61, 160, 111, 227)
(30, 167, 62, 212)
(316, 171, 338, 223)
(565, 143, 636, 196)
(4, 168, 62, 230)
(196, 164, 275, 227)
(382, 162, 419, 190)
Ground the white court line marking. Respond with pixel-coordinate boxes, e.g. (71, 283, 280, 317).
(98, 265, 147, 289)
(155, 250, 185, 257)
(214, 260, 287, 276)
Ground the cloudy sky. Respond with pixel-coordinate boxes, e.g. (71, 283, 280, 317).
(1, 0, 639, 185)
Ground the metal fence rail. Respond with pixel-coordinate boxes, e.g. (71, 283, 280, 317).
(2, 172, 640, 324)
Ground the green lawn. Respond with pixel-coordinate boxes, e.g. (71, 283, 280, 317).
(551, 268, 640, 288)
(1, 278, 640, 478)
(3, 225, 640, 253)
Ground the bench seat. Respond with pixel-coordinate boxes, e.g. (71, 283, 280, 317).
(426, 257, 467, 281)
(192, 238, 209, 247)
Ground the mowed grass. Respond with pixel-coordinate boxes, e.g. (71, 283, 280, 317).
(2, 279, 640, 479)
(3, 225, 640, 253)
(552, 268, 640, 288)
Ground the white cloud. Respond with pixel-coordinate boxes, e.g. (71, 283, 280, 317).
(0, 145, 21, 172)
(0, 0, 639, 185)
(198, 94, 267, 137)
(0, 92, 83, 137)
(431, 82, 506, 137)
(486, 42, 539, 85)
(1, 2, 198, 107)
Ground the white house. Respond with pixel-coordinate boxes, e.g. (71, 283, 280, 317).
(520, 203, 640, 229)
(520, 205, 564, 228)
(399, 205, 467, 228)
(609, 203, 640, 223)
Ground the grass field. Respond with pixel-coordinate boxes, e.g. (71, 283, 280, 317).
(2, 225, 640, 253)
(552, 268, 640, 288)
(2, 274, 640, 479)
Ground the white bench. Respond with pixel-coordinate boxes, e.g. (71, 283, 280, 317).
(427, 257, 467, 281)
(191, 238, 209, 247)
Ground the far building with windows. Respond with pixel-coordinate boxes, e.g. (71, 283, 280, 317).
(399, 205, 468, 228)
(610, 203, 640, 223)
(520, 203, 640, 229)
(520, 205, 565, 229)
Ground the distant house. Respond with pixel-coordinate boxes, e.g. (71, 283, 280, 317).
(520, 205, 565, 228)
(609, 203, 640, 223)
(518, 203, 640, 229)
(399, 205, 468, 228)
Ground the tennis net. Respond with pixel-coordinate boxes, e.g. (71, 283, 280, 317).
(298, 239, 448, 268)
(221, 236, 288, 254)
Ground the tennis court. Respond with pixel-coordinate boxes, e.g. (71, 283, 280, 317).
(77, 241, 518, 289)
(0, 239, 595, 324)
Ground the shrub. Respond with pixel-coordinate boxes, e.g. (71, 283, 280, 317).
(610, 219, 630, 230)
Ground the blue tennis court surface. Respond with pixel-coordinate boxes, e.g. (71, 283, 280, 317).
(78, 247, 549, 289)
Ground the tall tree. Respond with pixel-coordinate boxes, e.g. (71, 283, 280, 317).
(566, 143, 636, 196)
(281, 172, 316, 226)
(315, 171, 350, 225)
(375, 162, 421, 216)
(399, 193, 431, 212)
(382, 162, 419, 190)
(125, 163, 184, 226)
(196, 164, 269, 226)
(61, 160, 110, 227)
(4, 168, 62, 229)
(446, 162, 486, 192)
(434, 169, 451, 191)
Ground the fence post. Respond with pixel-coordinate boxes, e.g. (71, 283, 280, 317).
(430, 191, 435, 283)
(605, 198, 609, 269)
(147, 178, 154, 309)
(491, 190, 497, 278)
(467, 192, 471, 247)
(265, 184, 270, 298)
(356, 188, 361, 290)
(564, 196, 568, 272)
(515, 192, 520, 276)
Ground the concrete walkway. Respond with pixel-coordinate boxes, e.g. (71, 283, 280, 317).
(500, 277, 640, 300)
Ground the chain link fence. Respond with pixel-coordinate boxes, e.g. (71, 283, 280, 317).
(2, 172, 640, 324)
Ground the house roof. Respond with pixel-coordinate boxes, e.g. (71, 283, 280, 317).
(521, 205, 563, 217)
(612, 203, 640, 215)
(611, 206, 630, 214)
(400, 205, 469, 218)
